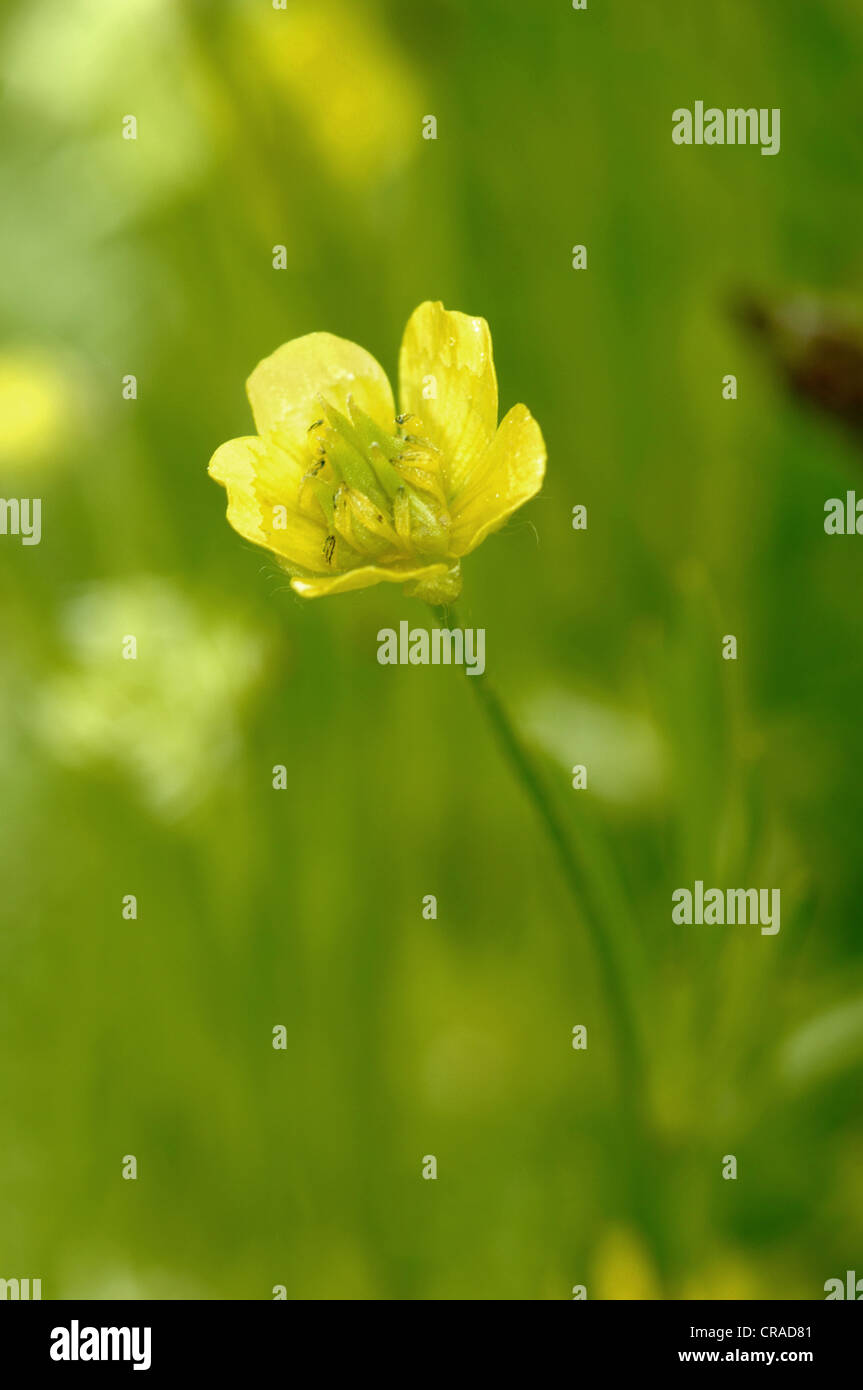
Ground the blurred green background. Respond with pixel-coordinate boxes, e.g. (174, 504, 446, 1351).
(1, 0, 862, 1300)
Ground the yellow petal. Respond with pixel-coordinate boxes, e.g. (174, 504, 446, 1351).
(247, 331, 395, 451)
(398, 301, 498, 495)
(208, 436, 266, 545)
(449, 404, 546, 556)
(209, 436, 331, 573)
(291, 560, 460, 601)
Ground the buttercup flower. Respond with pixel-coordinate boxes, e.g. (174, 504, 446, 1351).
(208, 301, 545, 602)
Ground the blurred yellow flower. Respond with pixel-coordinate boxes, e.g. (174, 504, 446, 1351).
(592, 1226, 661, 1300)
(0, 352, 73, 468)
(678, 1252, 767, 1301)
(251, 0, 422, 191)
(208, 301, 546, 602)
(34, 578, 268, 817)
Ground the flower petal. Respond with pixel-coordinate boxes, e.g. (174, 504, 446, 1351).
(247, 331, 395, 452)
(209, 435, 332, 573)
(398, 301, 498, 495)
(208, 436, 266, 545)
(291, 560, 460, 601)
(448, 404, 546, 556)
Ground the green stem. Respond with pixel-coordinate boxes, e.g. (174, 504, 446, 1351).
(430, 604, 644, 1120)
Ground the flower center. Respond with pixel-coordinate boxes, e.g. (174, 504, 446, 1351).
(296, 398, 451, 568)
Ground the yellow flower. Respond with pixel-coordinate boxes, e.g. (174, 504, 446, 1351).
(208, 301, 546, 602)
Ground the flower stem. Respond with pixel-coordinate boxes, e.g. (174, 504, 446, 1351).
(430, 604, 644, 1120)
